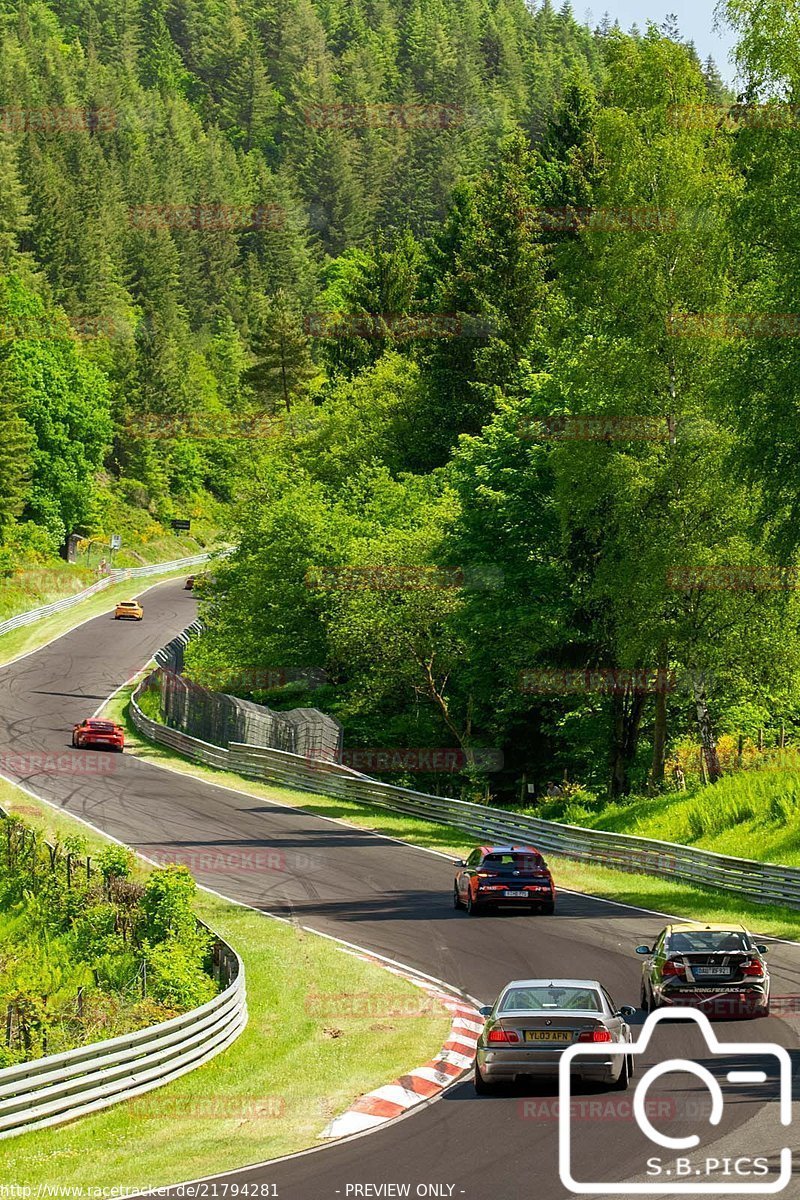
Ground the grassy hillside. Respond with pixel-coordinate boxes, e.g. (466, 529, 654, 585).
(538, 754, 800, 867)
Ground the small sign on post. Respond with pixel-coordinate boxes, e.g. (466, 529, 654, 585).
(110, 534, 122, 550)
(171, 519, 191, 531)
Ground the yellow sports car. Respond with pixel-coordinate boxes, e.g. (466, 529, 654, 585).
(114, 599, 143, 621)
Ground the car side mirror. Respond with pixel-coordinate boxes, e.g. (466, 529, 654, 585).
(635, 945, 653, 955)
(453, 859, 466, 867)
(756, 945, 768, 954)
(478, 1005, 493, 1018)
(617, 1005, 637, 1018)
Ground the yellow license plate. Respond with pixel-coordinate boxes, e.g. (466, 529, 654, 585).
(524, 1030, 568, 1042)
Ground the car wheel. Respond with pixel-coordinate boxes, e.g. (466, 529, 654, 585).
(474, 1062, 495, 1094)
(453, 886, 462, 910)
(611, 1053, 630, 1091)
(541, 900, 555, 915)
(465, 892, 482, 916)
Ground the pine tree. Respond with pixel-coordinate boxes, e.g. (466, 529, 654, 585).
(243, 289, 316, 413)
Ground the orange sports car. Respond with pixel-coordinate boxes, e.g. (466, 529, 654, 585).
(72, 718, 125, 751)
(114, 600, 143, 620)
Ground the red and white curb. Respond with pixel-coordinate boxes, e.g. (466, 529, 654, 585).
(319, 952, 483, 1139)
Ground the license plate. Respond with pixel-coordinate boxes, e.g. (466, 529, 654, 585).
(524, 1030, 567, 1042)
(504, 890, 528, 898)
(694, 966, 729, 977)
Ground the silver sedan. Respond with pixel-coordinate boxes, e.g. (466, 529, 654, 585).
(475, 978, 636, 1093)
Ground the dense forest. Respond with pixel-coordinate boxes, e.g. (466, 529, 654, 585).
(2, 0, 799, 802)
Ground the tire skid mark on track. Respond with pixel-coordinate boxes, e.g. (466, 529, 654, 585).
(319, 951, 483, 1138)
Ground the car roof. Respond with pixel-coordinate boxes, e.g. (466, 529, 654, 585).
(500, 979, 603, 990)
(85, 719, 115, 727)
(668, 923, 748, 934)
(119, 600, 139, 604)
(478, 845, 542, 855)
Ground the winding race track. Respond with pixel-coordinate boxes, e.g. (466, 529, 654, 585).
(0, 579, 798, 1199)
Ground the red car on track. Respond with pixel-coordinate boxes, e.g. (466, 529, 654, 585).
(71, 718, 125, 751)
(454, 845, 556, 915)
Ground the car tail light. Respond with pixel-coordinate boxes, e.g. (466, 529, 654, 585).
(487, 1028, 519, 1044)
(662, 960, 686, 977)
(577, 1029, 613, 1042)
(741, 960, 764, 977)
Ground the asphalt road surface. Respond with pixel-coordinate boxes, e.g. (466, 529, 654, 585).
(0, 578, 797, 1200)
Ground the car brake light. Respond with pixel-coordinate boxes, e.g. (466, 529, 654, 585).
(577, 1029, 613, 1042)
(741, 960, 764, 977)
(662, 960, 686, 977)
(487, 1028, 519, 1044)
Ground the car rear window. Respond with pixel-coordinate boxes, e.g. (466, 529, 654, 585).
(483, 853, 544, 870)
(119, 602, 137, 607)
(499, 986, 602, 1012)
(669, 931, 752, 953)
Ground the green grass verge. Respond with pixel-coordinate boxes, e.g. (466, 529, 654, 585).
(0, 781, 451, 1190)
(101, 687, 800, 942)
(537, 761, 800, 870)
(0, 567, 206, 669)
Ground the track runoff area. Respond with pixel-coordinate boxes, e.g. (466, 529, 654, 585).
(0, 577, 797, 1199)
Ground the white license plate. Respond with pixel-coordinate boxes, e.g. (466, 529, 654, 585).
(504, 890, 528, 898)
(694, 966, 729, 977)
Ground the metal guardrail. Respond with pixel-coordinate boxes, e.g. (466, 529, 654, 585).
(130, 668, 800, 911)
(0, 553, 213, 640)
(0, 949, 246, 1139)
(0, 801, 246, 1138)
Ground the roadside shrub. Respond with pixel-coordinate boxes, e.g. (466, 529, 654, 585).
(142, 866, 198, 942)
(144, 941, 217, 1009)
(96, 845, 134, 881)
